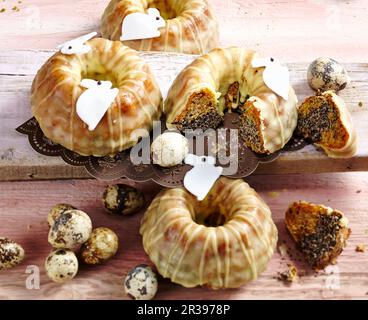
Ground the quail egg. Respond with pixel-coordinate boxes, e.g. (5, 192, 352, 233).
(124, 264, 158, 300)
(80, 227, 119, 265)
(45, 249, 78, 283)
(151, 132, 189, 167)
(103, 184, 144, 216)
(48, 209, 92, 249)
(0, 237, 25, 270)
(47, 203, 76, 227)
(307, 57, 350, 92)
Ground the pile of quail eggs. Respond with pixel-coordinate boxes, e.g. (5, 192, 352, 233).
(45, 203, 119, 283)
(2, 183, 158, 300)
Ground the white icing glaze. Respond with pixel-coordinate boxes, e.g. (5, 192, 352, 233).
(184, 154, 223, 201)
(57, 32, 97, 55)
(252, 56, 290, 100)
(120, 8, 166, 41)
(151, 132, 189, 167)
(76, 79, 119, 131)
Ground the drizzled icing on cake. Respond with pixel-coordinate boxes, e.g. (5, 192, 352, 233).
(140, 177, 277, 289)
(164, 47, 298, 154)
(101, 0, 219, 54)
(31, 38, 162, 156)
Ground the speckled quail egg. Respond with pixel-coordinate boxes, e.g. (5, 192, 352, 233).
(124, 264, 158, 300)
(0, 237, 25, 270)
(45, 249, 78, 283)
(103, 184, 144, 216)
(307, 57, 351, 92)
(151, 132, 189, 167)
(48, 209, 92, 249)
(80, 227, 119, 265)
(47, 203, 76, 227)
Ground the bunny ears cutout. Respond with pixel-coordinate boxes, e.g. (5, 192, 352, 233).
(57, 32, 97, 55)
(252, 56, 290, 100)
(184, 154, 223, 201)
(120, 8, 166, 41)
(57, 8, 166, 54)
(76, 79, 119, 131)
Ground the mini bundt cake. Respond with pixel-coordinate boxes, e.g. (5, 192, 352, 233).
(297, 91, 357, 158)
(101, 0, 219, 54)
(31, 38, 162, 156)
(164, 47, 299, 154)
(140, 177, 278, 289)
(285, 201, 351, 270)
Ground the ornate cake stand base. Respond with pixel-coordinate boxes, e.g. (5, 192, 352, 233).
(16, 115, 309, 187)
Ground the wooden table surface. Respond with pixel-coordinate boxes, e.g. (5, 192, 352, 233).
(0, 0, 367, 300)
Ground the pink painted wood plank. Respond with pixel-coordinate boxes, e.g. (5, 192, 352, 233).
(0, 1, 367, 61)
(0, 173, 367, 300)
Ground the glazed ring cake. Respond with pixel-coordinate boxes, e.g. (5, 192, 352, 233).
(31, 38, 162, 156)
(285, 201, 351, 270)
(297, 91, 357, 158)
(164, 47, 299, 154)
(140, 177, 278, 289)
(101, 0, 219, 54)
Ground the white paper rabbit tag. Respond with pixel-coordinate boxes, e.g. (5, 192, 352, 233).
(184, 154, 223, 201)
(252, 57, 290, 100)
(76, 79, 119, 131)
(120, 8, 165, 41)
(57, 32, 97, 55)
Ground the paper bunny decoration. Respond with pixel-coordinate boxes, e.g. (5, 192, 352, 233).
(183, 154, 223, 201)
(76, 79, 119, 131)
(252, 56, 290, 100)
(57, 32, 97, 55)
(120, 8, 166, 41)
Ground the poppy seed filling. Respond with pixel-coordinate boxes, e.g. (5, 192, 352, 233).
(299, 214, 341, 267)
(297, 102, 338, 142)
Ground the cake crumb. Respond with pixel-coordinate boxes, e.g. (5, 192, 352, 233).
(355, 244, 365, 252)
(278, 244, 288, 258)
(277, 264, 298, 284)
